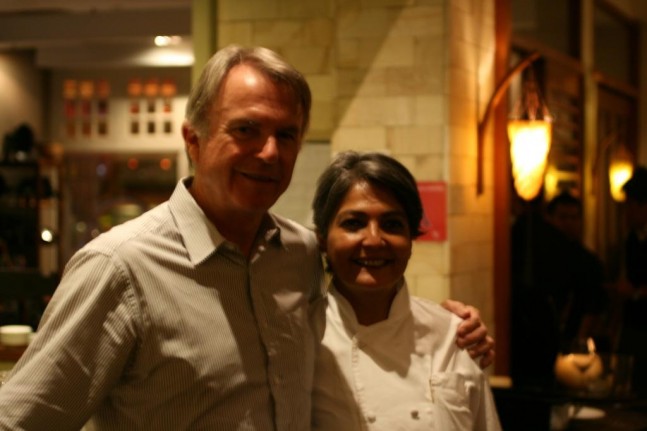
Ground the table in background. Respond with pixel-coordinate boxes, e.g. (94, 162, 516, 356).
(493, 385, 647, 431)
(569, 405, 647, 431)
(0, 342, 26, 371)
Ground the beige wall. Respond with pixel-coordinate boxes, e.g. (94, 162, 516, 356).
(216, 0, 335, 141)
(215, 0, 498, 332)
(0, 51, 44, 146)
(446, 0, 496, 323)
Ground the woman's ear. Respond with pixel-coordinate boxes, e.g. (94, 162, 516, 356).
(317, 233, 333, 273)
(316, 233, 327, 253)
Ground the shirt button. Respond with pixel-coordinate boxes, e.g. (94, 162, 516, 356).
(366, 413, 376, 423)
(411, 409, 419, 419)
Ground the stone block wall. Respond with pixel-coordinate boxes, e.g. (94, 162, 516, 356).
(446, 0, 497, 328)
(217, 0, 335, 141)
(216, 0, 497, 331)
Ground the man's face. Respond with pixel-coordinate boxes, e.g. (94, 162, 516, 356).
(626, 198, 647, 231)
(184, 64, 304, 220)
(548, 204, 581, 241)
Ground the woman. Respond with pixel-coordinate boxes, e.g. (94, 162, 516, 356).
(311, 151, 501, 430)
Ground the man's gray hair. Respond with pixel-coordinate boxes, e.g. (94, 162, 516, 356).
(185, 45, 312, 139)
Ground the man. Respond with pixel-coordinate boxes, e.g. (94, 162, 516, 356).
(617, 166, 647, 395)
(510, 191, 607, 389)
(0, 46, 493, 430)
(544, 192, 608, 348)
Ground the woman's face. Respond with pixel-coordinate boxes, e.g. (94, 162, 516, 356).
(322, 181, 412, 296)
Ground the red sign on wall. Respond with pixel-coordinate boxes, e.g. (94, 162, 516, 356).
(416, 181, 447, 242)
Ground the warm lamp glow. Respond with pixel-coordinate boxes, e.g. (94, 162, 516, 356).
(609, 145, 634, 202)
(543, 164, 560, 202)
(508, 119, 552, 200)
(554, 337, 603, 390)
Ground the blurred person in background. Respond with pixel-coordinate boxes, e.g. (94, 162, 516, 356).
(510, 190, 607, 390)
(544, 192, 609, 351)
(616, 166, 647, 395)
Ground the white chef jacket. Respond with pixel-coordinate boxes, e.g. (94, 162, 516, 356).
(312, 282, 502, 431)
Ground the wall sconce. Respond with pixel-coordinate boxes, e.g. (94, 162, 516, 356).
(594, 132, 635, 202)
(507, 73, 553, 201)
(477, 51, 552, 199)
(608, 143, 634, 202)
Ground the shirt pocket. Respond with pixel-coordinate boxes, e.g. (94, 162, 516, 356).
(429, 372, 476, 430)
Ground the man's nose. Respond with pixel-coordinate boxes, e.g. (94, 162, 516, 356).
(258, 135, 279, 163)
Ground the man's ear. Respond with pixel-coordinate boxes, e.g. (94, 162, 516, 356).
(182, 121, 200, 165)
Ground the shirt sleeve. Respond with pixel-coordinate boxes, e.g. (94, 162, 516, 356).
(0, 248, 140, 431)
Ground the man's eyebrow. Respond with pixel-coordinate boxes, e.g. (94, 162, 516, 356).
(227, 119, 258, 127)
(278, 125, 301, 134)
(223, 119, 261, 133)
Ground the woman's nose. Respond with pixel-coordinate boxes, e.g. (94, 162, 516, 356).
(362, 223, 384, 246)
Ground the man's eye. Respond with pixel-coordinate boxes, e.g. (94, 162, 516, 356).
(277, 130, 299, 143)
(234, 126, 253, 135)
(229, 124, 258, 139)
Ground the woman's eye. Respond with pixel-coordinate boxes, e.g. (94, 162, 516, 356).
(382, 219, 407, 232)
(339, 219, 364, 230)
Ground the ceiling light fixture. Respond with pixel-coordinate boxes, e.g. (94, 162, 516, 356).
(154, 35, 182, 47)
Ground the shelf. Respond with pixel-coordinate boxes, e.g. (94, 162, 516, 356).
(0, 206, 38, 217)
(0, 158, 60, 275)
(0, 270, 58, 299)
(0, 161, 38, 169)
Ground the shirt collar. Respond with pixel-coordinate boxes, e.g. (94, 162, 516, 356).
(328, 279, 410, 331)
(259, 213, 282, 245)
(168, 177, 282, 265)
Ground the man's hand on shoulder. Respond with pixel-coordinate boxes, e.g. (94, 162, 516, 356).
(441, 299, 495, 369)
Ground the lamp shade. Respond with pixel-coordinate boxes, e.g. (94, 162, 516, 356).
(508, 119, 552, 201)
(608, 144, 633, 202)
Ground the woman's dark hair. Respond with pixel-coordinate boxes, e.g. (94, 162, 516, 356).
(312, 151, 424, 240)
